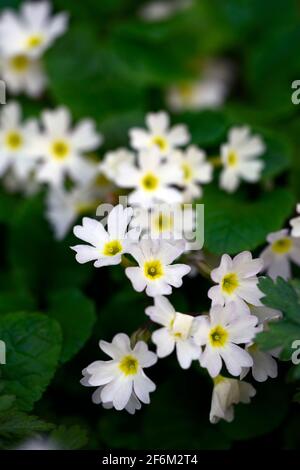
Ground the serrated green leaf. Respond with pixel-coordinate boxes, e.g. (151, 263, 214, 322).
(48, 288, 96, 363)
(259, 277, 300, 324)
(50, 424, 88, 450)
(0, 312, 62, 411)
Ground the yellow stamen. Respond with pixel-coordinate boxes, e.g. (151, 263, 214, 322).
(9, 54, 29, 72)
(154, 213, 173, 233)
(26, 34, 43, 49)
(51, 140, 70, 160)
(119, 355, 139, 375)
(221, 273, 239, 295)
(182, 162, 193, 182)
(144, 259, 164, 280)
(102, 240, 122, 256)
(271, 237, 293, 255)
(5, 131, 23, 150)
(141, 172, 159, 191)
(209, 325, 228, 348)
(152, 135, 168, 152)
(227, 150, 238, 167)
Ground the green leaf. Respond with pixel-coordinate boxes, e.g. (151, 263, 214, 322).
(203, 187, 295, 254)
(48, 288, 96, 363)
(0, 312, 62, 411)
(50, 424, 88, 450)
(0, 395, 16, 412)
(219, 381, 289, 440)
(0, 290, 36, 315)
(256, 277, 300, 359)
(0, 410, 53, 449)
(175, 110, 229, 147)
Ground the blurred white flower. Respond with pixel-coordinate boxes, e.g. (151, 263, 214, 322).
(81, 333, 157, 411)
(290, 204, 300, 237)
(0, 101, 39, 179)
(72, 204, 139, 267)
(209, 375, 256, 424)
(99, 148, 135, 183)
(139, 0, 192, 22)
(145, 296, 200, 368)
(193, 304, 257, 378)
(167, 60, 233, 112)
(129, 111, 190, 157)
(116, 148, 183, 208)
(208, 251, 264, 315)
(240, 343, 278, 382)
(250, 305, 282, 325)
(0, 54, 46, 97)
(34, 107, 101, 187)
(46, 184, 100, 240)
(220, 126, 265, 193)
(173, 145, 213, 201)
(16, 437, 58, 450)
(130, 203, 195, 245)
(0, 1, 68, 59)
(125, 239, 191, 297)
(260, 229, 300, 280)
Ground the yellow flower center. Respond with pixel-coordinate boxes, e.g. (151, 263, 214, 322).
(26, 34, 43, 49)
(9, 54, 29, 72)
(144, 259, 164, 280)
(182, 162, 193, 182)
(221, 273, 239, 295)
(213, 375, 225, 385)
(209, 325, 229, 348)
(119, 355, 139, 376)
(271, 237, 293, 255)
(141, 172, 159, 191)
(152, 135, 168, 152)
(154, 213, 174, 233)
(102, 240, 123, 256)
(227, 150, 238, 167)
(5, 131, 23, 150)
(51, 140, 70, 160)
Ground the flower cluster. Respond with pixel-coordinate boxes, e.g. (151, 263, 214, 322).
(0, 1, 68, 97)
(76, 202, 281, 423)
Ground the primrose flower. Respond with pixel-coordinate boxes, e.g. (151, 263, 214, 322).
(208, 251, 264, 315)
(145, 296, 200, 368)
(260, 229, 300, 280)
(193, 304, 257, 378)
(99, 148, 135, 183)
(81, 333, 157, 411)
(129, 111, 190, 157)
(0, 54, 46, 97)
(72, 204, 139, 267)
(240, 344, 278, 382)
(220, 126, 265, 193)
(125, 239, 191, 297)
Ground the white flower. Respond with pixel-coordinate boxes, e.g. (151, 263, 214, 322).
(99, 148, 134, 183)
(290, 204, 300, 237)
(250, 305, 282, 325)
(174, 145, 213, 201)
(81, 333, 157, 411)
(193, 304, 257, 377)
(34, 107, 102, 187)
(166, 60, 232, 112)
(139, 0, 192, 22)
(209, 375, 256, 424)
(260, 229, 300, 280)
(125, 239, 191, 297)
(145, 296, 200, 368)
(72, 204, 139, 267)
(130, 203, 195, 244)
(116, 148, 183, 208)
(0, 54, 46, 97)
(129, 111, 190, 157)
(0, 1, 68, 59)
(80, 376, 142, 415)
(0, 101, 39, 179)
(220, 126, 265, 193)
(46, 184, 100, 240)
(240, 344, 278, 382)
(208, 251, 264, 315)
